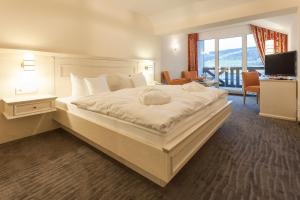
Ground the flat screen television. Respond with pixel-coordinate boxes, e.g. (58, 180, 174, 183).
(265, 51, 297, 76)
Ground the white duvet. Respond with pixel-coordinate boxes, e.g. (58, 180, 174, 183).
(71, 84, 227, 133)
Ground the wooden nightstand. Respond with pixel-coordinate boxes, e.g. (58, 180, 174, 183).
(2, 95, 57, 120)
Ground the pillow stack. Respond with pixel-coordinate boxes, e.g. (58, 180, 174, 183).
(70, 74, 110, 97)
(70, 73, 148, 97)
(70, 74, 90, 97)
(130, 73, 147, 88)
(84, 76, 110, 95)
(106, 74, 134, 91)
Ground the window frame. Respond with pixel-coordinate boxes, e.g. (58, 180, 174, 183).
(198, 30, 264, 82)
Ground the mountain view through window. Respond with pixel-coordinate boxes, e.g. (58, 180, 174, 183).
(247, 34, 264, 68)
(198, 34, 264, 89)
(198, 35, 263, 69)
(219, 37, 242, 67)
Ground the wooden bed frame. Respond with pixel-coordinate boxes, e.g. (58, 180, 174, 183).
(52, 56, 232, 187)
(54, 102, 231, 186)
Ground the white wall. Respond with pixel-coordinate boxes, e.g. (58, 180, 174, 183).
(161, 34, 188, 79)
(0, 0, 161, 144)
(0, 0, 159, 61)
(0, 50, 59, 144)
(289, 21, 298, 51)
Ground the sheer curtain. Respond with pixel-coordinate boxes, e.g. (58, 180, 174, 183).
(250, 24, 288, 64)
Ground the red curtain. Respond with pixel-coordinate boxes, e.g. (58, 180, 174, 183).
(250, 24, 288, 64)
(188, 33, 199, 72)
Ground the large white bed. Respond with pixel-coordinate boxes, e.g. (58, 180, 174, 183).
(53, 57, 232, 187)
(56, 92, 228, 148)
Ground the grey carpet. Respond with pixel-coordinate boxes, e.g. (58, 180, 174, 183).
(0, 95, 300, 200)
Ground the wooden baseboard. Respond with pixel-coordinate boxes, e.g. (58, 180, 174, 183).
(259, 112, 296, 121)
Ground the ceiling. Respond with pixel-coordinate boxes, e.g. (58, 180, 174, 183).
(107, 0, 206, 16)
(108, 0, 256, 17)
(195, 13, 297, 36)
(252, 14, 297, 33)
(102, 0, 298, 35)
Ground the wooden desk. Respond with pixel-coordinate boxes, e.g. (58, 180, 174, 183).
(259, 78, 297, 121)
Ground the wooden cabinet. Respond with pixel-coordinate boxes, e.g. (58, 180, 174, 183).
(259, 79, 297, 121)
(2, 95, 57, 119)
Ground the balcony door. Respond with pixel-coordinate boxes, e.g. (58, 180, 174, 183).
(219, 37, 243, 89)
(198, 33, 264, 93)
(198, 39, 216, 81)
(247, 34, 264, 74)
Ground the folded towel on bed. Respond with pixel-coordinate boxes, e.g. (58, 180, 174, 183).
(182, 81, 206, 92)
(139, 87, 171, 105)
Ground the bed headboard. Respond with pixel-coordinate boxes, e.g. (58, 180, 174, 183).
(54, 57, 154, 97)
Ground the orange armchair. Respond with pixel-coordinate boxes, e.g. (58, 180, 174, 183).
(161, 71, 190, 85)
(182, 71, 199, 81)
(242, 71, 260, 104)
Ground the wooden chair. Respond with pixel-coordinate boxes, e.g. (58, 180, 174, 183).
(242, 71, 260, 104)
(161, 71, 190, 85)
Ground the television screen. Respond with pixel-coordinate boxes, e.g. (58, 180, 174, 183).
(265, 51, 297, 76)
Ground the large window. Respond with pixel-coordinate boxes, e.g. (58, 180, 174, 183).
(247, 34, 264, 75)
(219, 37, 243, 88)
(198, 33, 265, 91)
(219, 37, 243, 68)
(198, 39, 215, 68)
(247, 34, 264, 68)
(198, 39, 215, 79)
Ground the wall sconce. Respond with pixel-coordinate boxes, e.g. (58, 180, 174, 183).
(171, 42, 180, 53)
(16, 53, 38, 94)
(144, 65, 154, 71)
(21, 53, 35, 71)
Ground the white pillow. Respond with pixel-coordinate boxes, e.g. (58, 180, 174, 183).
(106, 74, 133, 91)
(84, 75, 110, 95)
(131, 73, 147, 88)
(70, 73, 89, 97)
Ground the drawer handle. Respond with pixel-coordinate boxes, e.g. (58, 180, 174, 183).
(33, 106, 37, 109)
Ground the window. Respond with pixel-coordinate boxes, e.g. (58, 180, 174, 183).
(218, 37, 243, 87)
(198, 39, 215, 78)
(247, 34, 264, 68)
(198, 39, 215, 68)
(219, 37, 242, 68)
(197, 32, 266, 91)
(265, 40, 275, 55)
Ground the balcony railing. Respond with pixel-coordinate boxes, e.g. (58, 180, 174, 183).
(203, 67, 264, 88)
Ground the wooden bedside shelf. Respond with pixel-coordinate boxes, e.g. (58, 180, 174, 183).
(2, 95, 57, 120)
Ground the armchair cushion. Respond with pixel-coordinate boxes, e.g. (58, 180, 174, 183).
(182, 71, 198, 81)
(169, 79, 190, 85)
(162, 71, 190, 85)
(245, 85, 260, 93)
(242, 71, 260, 94)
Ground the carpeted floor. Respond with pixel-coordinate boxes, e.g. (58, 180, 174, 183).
(0, 95, 300, 200)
